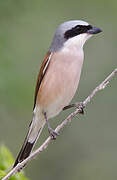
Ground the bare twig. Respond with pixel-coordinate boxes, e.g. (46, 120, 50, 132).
(2, 68, 117, 180)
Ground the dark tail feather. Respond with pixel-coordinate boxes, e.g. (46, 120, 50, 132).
(13, 140, 34, 168)
(13, 111, 45, 168)
(13, 126, 43, 168)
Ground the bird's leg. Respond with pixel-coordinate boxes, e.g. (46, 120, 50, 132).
(63, 102, 85, 114)
(43, 112, 59, 139)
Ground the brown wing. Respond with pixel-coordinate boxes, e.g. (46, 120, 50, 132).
(33, 51, 52, 109)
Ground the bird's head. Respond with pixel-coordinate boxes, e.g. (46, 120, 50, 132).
(50, 20, 102, 52)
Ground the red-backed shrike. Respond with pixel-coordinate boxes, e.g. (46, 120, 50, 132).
(14, 20, 102, 167)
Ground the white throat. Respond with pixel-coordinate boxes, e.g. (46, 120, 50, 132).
(63, 33, 92, 51)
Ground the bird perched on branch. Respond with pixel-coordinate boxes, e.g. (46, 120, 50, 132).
(13, 20, 102, 167)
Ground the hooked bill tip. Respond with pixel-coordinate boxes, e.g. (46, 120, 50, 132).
(87, 27, 102, 34)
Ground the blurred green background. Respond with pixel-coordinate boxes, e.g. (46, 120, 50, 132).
(0, 0, 117, 179)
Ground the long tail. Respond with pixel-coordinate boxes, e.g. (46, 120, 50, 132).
(13, 109, 45, 168)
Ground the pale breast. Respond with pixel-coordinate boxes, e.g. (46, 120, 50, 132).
(37, 49, 84, 118)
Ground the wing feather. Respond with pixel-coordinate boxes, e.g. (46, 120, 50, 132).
(33, 51, 52, 109)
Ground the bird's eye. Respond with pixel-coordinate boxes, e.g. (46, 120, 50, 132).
(75, 25, 92, 32)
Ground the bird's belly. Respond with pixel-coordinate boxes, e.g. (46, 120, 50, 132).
(46, 76, 79, 118)
(37, 51, 83, 119)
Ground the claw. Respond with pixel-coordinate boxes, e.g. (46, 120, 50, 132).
(76, 102, 85, 114)
(48, 128, 59, 140)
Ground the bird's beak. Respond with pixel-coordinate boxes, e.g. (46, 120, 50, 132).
(87, 26, 102, 34)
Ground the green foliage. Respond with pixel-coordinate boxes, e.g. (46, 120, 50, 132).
(0, 170, 6, 179)
(0, 145, 29, 180)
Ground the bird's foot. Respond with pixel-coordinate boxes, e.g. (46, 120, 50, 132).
(44, 112, 59, 140)
(75, 102, 85, 114)
(63, 102, 85, 114)
(48, 127, 59, 140)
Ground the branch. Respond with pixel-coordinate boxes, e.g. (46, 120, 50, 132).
(2, 68, 117, 180)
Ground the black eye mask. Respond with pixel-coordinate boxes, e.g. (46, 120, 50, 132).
(64, 25, 92, 39)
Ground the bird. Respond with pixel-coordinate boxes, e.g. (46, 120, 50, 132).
(13, 20, 102, 167)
